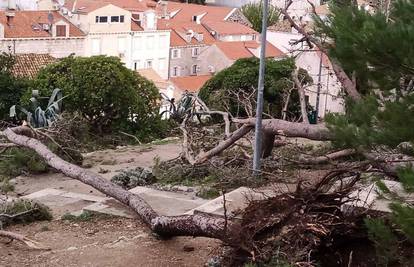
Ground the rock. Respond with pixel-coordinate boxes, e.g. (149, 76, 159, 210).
(66, 246, 78, 251)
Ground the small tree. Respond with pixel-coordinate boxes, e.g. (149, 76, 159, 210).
(241, 1, 280, 32)
(199, 57, 311, 120)
(35, 56, 161, 137)
(0, 53, 30, 121)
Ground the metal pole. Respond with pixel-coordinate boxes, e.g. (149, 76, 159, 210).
(315, 50, 323, 120)
(252, 0, 269, 175)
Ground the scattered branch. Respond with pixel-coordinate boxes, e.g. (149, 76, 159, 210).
(0, 230, 50, 250)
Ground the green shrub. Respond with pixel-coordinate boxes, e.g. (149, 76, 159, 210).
(34, 56, 164, 138)
(0, 199, 52, 227)
(0, 147, 48, 178)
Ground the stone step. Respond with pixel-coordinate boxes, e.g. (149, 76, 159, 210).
(188, 184, 297, 219)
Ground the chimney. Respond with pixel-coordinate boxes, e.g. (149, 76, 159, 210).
(8, 0, 16, 10)
(160, 0, 168, 18)
(5, 11, 15, 26)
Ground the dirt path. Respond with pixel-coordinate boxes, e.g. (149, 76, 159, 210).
(0, 217, 220, 267)
(13, 141, 181, 196)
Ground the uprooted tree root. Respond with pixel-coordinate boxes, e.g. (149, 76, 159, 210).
(223, 171, 376, 266)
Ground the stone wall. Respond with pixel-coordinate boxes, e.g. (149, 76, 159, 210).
(0, 38, 85, 58)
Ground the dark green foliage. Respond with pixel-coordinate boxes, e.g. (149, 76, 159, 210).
(111, 167, 155, 189)
(364, 217, 399, 265)
(0, 53, 31, 121)
(35, 56, 162, 137)
(326, 94, 414, 148)
(315, 0, 414, 94)
(199, 58, 303, 119)
(0, 147, 48, 179)
(0, 199, 52, 227)
(61, 211, 95, 222)
(241, 1, 280, 32)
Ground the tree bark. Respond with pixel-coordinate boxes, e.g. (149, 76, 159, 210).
(234, 118, 332, 141)
(298, 149, 356, 164)
(261, 132, 276, 158)
(280, 9, 362, 101)
(292, 69, 310, 124)
(1, 127, 233, 239)
(194, 125, 253, 164)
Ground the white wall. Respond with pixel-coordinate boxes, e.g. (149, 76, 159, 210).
(267, 31, 345, 118)
(0, 0, 55, 10)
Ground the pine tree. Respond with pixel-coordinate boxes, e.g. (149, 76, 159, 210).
(317, 1, 414, 264)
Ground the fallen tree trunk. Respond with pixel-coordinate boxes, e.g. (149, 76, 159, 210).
(233, 118, 332, 141)
(298, 149, 357, 164)
(1, 127, 233, 239)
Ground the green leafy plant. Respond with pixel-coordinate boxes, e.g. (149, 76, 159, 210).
(241, 1, 280, 32)
(10, 88, 64, 128)
(35, 56, 162, 137)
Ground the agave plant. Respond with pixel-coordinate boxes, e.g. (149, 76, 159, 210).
(10, 88, 64, 128)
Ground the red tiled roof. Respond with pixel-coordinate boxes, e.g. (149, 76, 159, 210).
(131, 19, 143, 31)
(203, 21, 257, 36)
(215, 41, 285, 60)
(11, 53, 56, 79)
(158, 20, 215, 46)
(64, 0, 153, 13)
(0, 11, 84, 38)
(171, 75, 212, 93)
(164, 2, 234, 22)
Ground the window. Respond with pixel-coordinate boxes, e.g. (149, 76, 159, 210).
(91, 38, 101, 55)
(192, 47, 200, 57)
(133, 60, 140, 70)
(56, 25, 66, 37)
(111, 15, 125, 23)
(145, 60, 153, 69)
(146, 36, 154, 49)
(191, 64, 198, 75)
(172, 66, 180, 77)
(95, 16, 108, 23)
(172, 49, 181, 59)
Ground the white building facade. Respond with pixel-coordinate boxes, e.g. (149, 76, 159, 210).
(60, 2, 171, 79)
(267, 30, 345, 118)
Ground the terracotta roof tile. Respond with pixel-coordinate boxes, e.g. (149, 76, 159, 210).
(137, 69, 170, 90)
(163, 2, 234, 22)
(158, 20, 215, 46)
(0, 11, 84, 38)
(11, 53, 56, 79)
(64, 0, 153, 13)
(171, 75, 212, 93)
(215, 41, 285, 60)
(203, 21, 257, 36)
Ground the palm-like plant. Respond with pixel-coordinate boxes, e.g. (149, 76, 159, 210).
(10, 88, 65, 128)
(241, 1, 280, 33)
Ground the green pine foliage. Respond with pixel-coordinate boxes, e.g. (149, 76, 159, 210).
(316, 0, 414, 94)
(241, 1, 280, 32)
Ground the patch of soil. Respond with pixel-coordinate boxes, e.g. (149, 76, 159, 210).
(0, 216, 220, 267)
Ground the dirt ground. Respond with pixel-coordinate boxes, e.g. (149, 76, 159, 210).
(1, 141, 223, 267)
(0, 216, 221, 267)
(12, 141, 181, 196)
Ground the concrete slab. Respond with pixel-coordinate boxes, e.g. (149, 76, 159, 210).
(22, 188, 65, 200)
(343, 180, 414, 213)
(189, 184, 296, 218)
